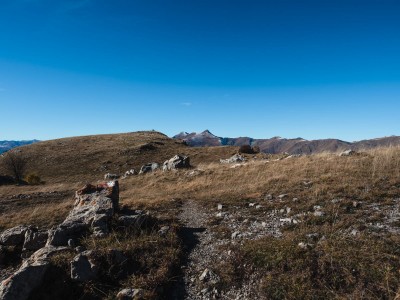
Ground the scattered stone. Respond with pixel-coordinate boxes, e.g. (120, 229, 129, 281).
(217, 204, 223, 210)
(231, 231, 240, 239)
(158, 226, 170, 236)
(139, 163, 160, 174)
(313, 211, 325, 217)
(124, 169, 136, 177)
(292, 198, 299, 202)
(278, 194, 288, 200)
(264, 194, 273, 200)
(298, 242, 313, 250)
(303, 181, 313, 187)
(249, 203, 256, 207)
(340, 149, 356, 157)
(353, 201, 361, 208)
(331, 198, 342, 204)
(67, 239, 75, 247)
(104, 173, 120, 180)
(70, 251, 98, 282)
(163, 154, 190, 171)
(0, 225, 30, 247)
(256, 205, 262, 209)
(116, 288, 144, 299)
(199, 268, 220, 284)
(220, 154, 245, 164)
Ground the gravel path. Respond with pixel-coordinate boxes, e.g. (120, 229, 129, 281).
(174, 200, 258, 300)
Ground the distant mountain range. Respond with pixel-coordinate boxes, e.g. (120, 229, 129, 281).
(0, 140, 39, 154)
(173, 130, 400, 154)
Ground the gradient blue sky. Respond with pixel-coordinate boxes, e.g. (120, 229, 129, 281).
(1, 0, 399, 141)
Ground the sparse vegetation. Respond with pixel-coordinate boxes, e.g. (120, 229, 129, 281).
(25, 173, 42, 185)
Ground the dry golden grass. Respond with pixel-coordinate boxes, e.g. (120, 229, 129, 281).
(120, 146, 400, 209)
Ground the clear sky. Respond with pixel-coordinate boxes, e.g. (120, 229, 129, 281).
(0, 0, 399, 141)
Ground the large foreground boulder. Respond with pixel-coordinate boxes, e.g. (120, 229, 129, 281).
(47, 181, 119, 246)
(163, 155, 190, 171)
(0, 246, 70, 300)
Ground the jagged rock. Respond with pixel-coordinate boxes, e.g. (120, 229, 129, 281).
(47, 181, 119, 246)
(162, 155, 190, 171)
(264, 194, 273, 200)
(23, 228, 48, 251)
(0, 225, 30, 246)
(220, 154, 245, 164)
(116, 288, 144, 299)
(0, 246, 70, 300)
(71, 251, 98, 282)
(104, 173, 120, 180)
(139, 163, 160, 174)
(340, 149, 356, 156)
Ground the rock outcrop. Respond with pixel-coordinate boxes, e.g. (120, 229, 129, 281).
(0, 246, 70, 300)
(47, 181, 119, 246)
(0, 181, 120, 300)
(162, 154, 190, 171)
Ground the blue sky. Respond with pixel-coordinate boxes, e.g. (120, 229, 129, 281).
(0, 0, 399, 141)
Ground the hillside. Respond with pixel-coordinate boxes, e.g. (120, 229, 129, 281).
(174, 130, 400, 154)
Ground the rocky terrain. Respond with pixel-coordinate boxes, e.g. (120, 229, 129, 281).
(1, 131, 400, 299)
(174, 130, 400, 154)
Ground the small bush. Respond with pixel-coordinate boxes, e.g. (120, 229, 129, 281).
(239, 145, 254, 154)
(25, 173, 42, 185)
